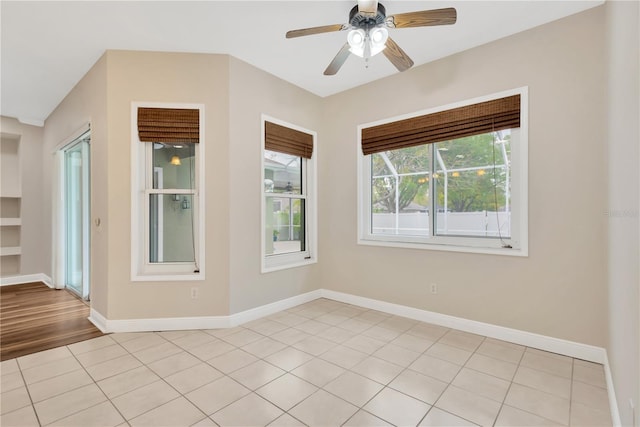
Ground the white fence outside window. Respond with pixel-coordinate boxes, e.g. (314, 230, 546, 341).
(372, 211, 511, 237)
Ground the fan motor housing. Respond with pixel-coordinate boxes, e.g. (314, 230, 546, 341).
(349, 3, 386, 28)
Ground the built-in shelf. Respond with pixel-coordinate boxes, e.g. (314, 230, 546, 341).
(1, 135, 22, 277)
(0, 197, 21, 218)
(1, 136, 20, 197)
(1, 254, 20, 275)
(0, 246, 21, 256)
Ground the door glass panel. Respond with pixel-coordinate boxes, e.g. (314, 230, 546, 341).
(65, 144, 84, 295)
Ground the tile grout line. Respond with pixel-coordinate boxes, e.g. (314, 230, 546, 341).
(195, 303, 358, 424)
(244, 305, 415, 425)
(426, 334, 487, 426)
(491, 338, 527, 427)
(34, 344, 116, 426)
(15, 355, 42, 426)
(569, 356, 575, 426)
(68, 340, 129, 426)
(502, 345, 573, 426)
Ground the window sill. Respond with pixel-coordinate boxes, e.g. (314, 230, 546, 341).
(357, 238, 527, 257)
(131, 272, 205, 282)
(262, 257, 317, 274)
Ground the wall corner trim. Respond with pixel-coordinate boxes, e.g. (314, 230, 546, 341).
(603, 352, 623, 427)
(88, 308, 108, 333)
(0, 273, 53, 288)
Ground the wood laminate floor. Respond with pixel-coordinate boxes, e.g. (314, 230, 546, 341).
(0, 282, 103, 361)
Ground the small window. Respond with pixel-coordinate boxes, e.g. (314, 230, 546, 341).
(359, 88, 528, 256)
(131, 104, 205, 280)
(262, 116, 317, 272)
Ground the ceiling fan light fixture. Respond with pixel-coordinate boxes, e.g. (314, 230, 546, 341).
(285, 3, 457, 74)
(369, 27, 388, 56)
(347, 28, 366, 57)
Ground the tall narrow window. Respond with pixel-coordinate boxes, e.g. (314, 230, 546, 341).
(147, 143, 196, 263)
(132, 104, 205, 280)
(262, 117, 317, 272)
(359, 89, 528, 255)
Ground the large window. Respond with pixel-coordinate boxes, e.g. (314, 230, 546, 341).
(359, 89, 528, 255)
(131, 104, 205, 280)
(262, 117, 316, 272)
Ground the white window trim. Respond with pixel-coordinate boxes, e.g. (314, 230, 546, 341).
(357, 87, 528, 257)
(131, 102, 206, 281)
(261, 114, 318, 273)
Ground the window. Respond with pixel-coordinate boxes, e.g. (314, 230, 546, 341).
(131, 104, 205, 280)
(359, 88, 528, 255)
(262, 116, 317, 272)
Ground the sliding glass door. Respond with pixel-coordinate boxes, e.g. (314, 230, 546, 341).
(63, 136, 90, 299)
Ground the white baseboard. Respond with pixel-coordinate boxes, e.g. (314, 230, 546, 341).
(89, 289, 322, 334)
(320, 289, 606, 364)
(0, 273, 53, 288)
(89, 307, 229, 333)
(90, 286, 605, 364)
(229, 289, 322, 326)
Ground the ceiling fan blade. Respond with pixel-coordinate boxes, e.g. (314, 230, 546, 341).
(286, 24, 347, 39)
(357, 0, 378, 15)
(387, 7, 457, 29)
(383, 37, 414, 72)
(324, 43, 352, 75)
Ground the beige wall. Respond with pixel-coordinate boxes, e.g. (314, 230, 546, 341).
(228, 57, 322, 313)
(105, 51, 230, 319)
(605, 1, 640, 425)
(42, 55, 109, 314)
(42, 50, 323, 320)
(0, 117, 45, 277)
(320, 7, 608, 346)
(15, 4, 639, 420)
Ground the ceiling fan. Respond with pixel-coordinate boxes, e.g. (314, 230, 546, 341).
(286, 0, 457, 75)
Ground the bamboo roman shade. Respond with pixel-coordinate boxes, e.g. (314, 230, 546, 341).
(138, 108, 199, 144)
(265, 121, 313, 159)
(361, 94, 521, 155)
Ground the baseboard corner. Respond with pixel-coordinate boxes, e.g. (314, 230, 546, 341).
(88, 308, 108, 333)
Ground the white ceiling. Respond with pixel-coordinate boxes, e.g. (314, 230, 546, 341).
(1, 0, 603, 126)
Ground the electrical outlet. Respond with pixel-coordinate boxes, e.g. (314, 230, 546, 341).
(430, 283, 438, 294)
(190, 287, 199, 299)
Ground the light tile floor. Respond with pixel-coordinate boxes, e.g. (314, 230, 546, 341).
(0, 298, 612, 427)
